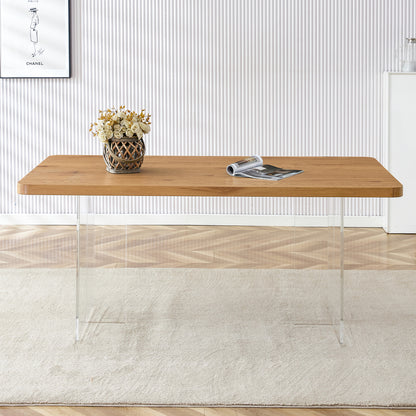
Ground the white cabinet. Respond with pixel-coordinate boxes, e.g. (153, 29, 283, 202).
(384, 72, 416, 233)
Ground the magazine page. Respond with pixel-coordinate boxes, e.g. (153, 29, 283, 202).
(226, 155, 303, 181)
(226, 156, 263, 176)
(239, 165, 303, 181)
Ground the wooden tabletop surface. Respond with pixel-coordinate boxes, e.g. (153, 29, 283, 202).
(17, 155, 403, 198)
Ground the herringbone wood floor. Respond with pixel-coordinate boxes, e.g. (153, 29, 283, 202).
(1, 225, 415, 415)
(1, 225, 415, 270)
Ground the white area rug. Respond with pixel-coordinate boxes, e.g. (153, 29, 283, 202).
(1, 268, 416, 406)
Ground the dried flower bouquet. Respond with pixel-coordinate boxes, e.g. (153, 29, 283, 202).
(90, 106, 151, 143)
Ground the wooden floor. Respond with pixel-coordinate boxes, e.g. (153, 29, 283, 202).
(1, 225, 415, 270)
(1, 225, 415, 415)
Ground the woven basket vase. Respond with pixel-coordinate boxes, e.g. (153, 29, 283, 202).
(103, 137, 146, 174)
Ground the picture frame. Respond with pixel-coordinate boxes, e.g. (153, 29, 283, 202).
(0, 0, 71, 78)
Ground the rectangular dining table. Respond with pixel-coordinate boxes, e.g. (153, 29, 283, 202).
(18, 155, 403, 343)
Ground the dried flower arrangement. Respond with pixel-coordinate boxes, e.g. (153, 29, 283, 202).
(90, 106, 151, 144)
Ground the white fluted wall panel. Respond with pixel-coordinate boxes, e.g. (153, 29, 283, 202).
(1, 0, 415, 217)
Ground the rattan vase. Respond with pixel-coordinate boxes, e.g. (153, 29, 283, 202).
(103, 137, 146, 174)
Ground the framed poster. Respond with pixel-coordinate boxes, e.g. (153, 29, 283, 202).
(0, 0, 70, 78)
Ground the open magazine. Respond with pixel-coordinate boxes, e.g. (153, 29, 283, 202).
(226, 156, 303, 181)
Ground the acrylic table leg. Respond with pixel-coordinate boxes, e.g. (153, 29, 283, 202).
(75, 195, 92, 341)
(328, 197, 346, 345)
(339, 197, 345, 345)
(75, 195, 80, 342)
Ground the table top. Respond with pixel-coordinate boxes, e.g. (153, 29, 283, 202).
(17, 155, 403, 198)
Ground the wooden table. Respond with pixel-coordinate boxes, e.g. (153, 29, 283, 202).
(18, 155, 402, 197)
(18, 155, 403, 343)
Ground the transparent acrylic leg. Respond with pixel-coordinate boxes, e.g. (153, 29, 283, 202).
(339, 197, 345, 345)
(327, 197, 345, 345)
(75, 195, 91, 342)
(75, 196, 80, 341)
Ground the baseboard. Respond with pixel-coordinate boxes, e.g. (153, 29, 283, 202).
(0, 215, 77, 225)
(383, 225, 416, 234)
(0, 214, 384, 227)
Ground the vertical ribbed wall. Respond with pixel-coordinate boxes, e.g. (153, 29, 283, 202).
(1, 0, 415, 217)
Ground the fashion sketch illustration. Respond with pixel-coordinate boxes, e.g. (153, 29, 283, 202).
(29, 4, 44, 57)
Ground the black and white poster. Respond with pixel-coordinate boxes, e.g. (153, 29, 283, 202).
(0, 0, 70, 78)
